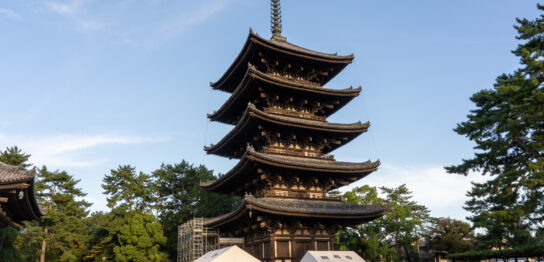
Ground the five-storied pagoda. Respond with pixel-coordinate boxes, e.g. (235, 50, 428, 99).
(201, 1, 386, 261)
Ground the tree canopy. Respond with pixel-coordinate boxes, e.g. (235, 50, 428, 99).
(446, 3, 544, 248)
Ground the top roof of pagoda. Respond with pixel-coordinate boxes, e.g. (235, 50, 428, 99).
(211, 30, 354, 93)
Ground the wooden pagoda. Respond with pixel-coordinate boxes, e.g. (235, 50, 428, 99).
(201, 1, 386, 261)
(0, 162, 45, 228)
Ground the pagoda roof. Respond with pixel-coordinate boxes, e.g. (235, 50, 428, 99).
(204, 194, 386, 228)
(201, 146, 379, 194)
(205, 103, 368, 158)
(208, 64, 361, 124)
(0, 162, 46, 228)
(211, 30, 354, 93)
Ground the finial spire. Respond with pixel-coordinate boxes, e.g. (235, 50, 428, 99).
(270, 0, 286, 41)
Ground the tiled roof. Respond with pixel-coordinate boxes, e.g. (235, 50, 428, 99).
(245, 195, 385, 217)
(0, 162, 35, 184)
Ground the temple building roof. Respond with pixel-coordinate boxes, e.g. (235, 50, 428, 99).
(0, 162, 46, 228)
(205, 103, 368, 158)
(204, 194, 387, 228)
(211, 30, 354, 93)
(201, 146, 379, 195)
(208, 64, 361, 124)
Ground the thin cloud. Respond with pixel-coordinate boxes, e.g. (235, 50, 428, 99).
(0, 8, 23, 21)
(343, 163, 490, 220)
(0, 133, 169, 168)
(150, 0, 233, 47)
(44, 0, 88, 15)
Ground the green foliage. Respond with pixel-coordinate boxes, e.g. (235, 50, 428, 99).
(446, 4, 544, 248)
(102, 165, 155, 211)
(152, 160, 240, 259)
(17, 167, 92, 261)
(0, 146, 31, 168)
(446, 243, 544, 260)
(87, 166, 168, 261)
(427, 218, 475, 255)
(336, 185, 429, 262)
(113, 212, 167, 262)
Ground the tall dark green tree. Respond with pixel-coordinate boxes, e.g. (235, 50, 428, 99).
(446, 4, 544, 248)
(87, 165, 166, 261)
(16, 167, 92, 261)
(152, 160, 240, 259)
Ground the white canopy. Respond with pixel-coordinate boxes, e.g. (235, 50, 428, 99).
(195, 246, 259, 262)
(301, 251, 365, 262)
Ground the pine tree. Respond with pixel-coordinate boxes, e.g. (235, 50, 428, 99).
(446, 4, 544, 248)
(87, 165, 167, 261)
(16, 167, 92, 261)
(152, 160, 240, 259)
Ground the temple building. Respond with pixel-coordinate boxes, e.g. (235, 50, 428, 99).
(0, 162, 45, 228)
(200, 1, 386, 261)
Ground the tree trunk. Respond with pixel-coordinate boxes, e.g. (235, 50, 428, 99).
(403, 245, 413, 262)
(395, 233, 401, 262)
(40, 185, 56, 262)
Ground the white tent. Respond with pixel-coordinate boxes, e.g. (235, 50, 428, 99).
(301, 251, 365, 262)
(194, 246, 260, 262)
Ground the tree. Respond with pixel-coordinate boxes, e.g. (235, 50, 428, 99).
(152, 160, 240, 259)
(335, 185, 396, 262)
(446, 4, 544, 248)
(113, 211, 167, 262)
(86, 165, 167, 261)
(427, 218, 475, 256)
(102, 165, 155, 211)
(16, 167, 92, 261)
(336, 185, 430, 262)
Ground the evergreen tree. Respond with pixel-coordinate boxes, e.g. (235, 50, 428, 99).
(427, 218, 475, 256)
(152, 160, 240, 259)
(102, 165, 155, 211)
(17, 167, 92, 261)
(446, 4, 544, 248)
(87, 165, 167, 261)
(336, 185, 430, 262)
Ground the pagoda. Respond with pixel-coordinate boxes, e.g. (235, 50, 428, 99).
(201, 1, 386, 261)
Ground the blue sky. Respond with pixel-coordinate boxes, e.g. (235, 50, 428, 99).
(0, 0, 540, 221)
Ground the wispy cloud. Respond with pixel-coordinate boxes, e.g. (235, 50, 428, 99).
(0, 133, 169, 168)
(0, 8, 23, 21)
(32, 0, 234, 46)
(345, 163, 490, 220)
(45, 0, 87, 15)
(150, 0, 233, 46)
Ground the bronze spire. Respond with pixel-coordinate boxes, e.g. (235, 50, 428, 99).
(270, 0, 286, 41)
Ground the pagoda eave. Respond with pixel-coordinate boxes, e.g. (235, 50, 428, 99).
(205, 104, 368, 158)
(211, 31, 354, 93)
(208, 64, 362, 124)
(204, 195, 387, 229)
(200, 147, 379, 195)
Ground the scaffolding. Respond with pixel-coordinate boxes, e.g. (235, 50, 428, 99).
(177, 218, 220, 262)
